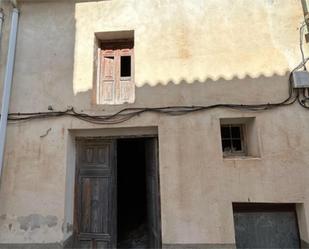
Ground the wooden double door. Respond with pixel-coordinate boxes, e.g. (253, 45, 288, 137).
(74, 138, 161, 249)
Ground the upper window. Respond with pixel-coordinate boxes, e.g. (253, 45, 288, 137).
(97, 39, 134, 105)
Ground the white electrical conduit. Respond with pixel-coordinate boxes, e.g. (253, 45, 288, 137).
(0, 7, 19, 181)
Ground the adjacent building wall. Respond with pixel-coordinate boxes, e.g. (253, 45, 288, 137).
(0, 0, 308, 247)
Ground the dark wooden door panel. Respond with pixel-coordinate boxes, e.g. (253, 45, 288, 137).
(145, 138, 162, 249)
(80, 177, 110, 234)
(80, 144, 111, 168)
(75, 139, 117, 249)
(79, 239, 110, 249)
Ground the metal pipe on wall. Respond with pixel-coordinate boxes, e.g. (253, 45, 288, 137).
(0, 9, 4, 51)
(0, 7, 19, 181)
(0, 0, 5, 57)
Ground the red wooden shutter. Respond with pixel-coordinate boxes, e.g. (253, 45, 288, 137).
(99, 50, 116, 104)
(117, 48, 134, 104)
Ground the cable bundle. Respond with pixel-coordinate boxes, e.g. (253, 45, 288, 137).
(6, 24, 309, 125)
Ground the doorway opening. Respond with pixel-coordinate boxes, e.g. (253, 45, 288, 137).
(117, 138, 148, 248)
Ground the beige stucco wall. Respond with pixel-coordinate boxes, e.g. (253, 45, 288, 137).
(0, 0, 308, 246)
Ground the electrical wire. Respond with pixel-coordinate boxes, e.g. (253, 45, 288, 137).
(5, 24, 309, 125)
(300, 22, 307, 70)
(5, 60, 305, 125)
(6, 89, 298, 125)
(6, 59, 306, 125)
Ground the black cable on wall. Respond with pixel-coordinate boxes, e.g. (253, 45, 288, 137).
(6, 24, 309, 125)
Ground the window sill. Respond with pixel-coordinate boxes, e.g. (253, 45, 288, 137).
(223, 156, 261, 161)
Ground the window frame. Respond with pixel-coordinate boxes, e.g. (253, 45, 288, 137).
(220, 123, 247, 157)
(96, 39, 134, 105)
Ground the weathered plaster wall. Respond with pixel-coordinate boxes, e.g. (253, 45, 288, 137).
(0, 0, 308, 246)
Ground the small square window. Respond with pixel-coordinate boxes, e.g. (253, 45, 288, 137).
(220, 117, 260, 158)
(220, 124, 246, 156)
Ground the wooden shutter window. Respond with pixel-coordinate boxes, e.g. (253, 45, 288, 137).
(97, 42, 134, 105)
(119, 48, 134, 104)
(98, 51, 116, 105)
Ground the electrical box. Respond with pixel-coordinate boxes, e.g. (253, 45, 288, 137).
(292, 71, 309, 88)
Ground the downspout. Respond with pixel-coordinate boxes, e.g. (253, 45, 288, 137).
(0, 8, 4, 51)
(0, 2, 19, 181)
(0, 0, 4, 53)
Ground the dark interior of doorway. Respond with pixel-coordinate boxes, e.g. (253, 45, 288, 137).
(117, 138, 149, 249)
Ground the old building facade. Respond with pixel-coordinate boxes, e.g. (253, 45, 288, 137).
(0, 0, 308, 248)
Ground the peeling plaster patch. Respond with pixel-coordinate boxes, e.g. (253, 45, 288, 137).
(17, 214, 58, 231)
(62, 222, 74, 233)
(46, 215, 58, 228)
(67, 223, 73, 232)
